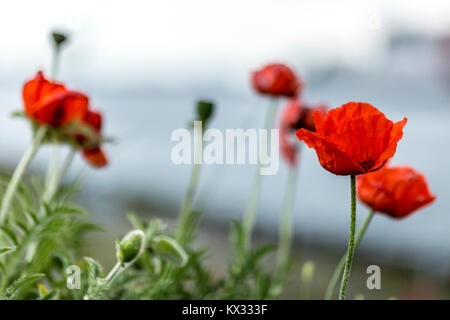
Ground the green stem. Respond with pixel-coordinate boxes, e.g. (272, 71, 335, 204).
(175, 125, 203, 244)
(83, 262, 124, 300)
(43, 44, 62, 205)
(0, 127, 47, 225)
(274, 165, 298, 287)
(42, 148, 76, 204)
(51, 45, 61, 81)
(242, 99, 277, 250)
(324, 210, 375, 300)
(338, 175, 357, 300)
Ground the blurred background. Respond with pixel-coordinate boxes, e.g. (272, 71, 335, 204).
(0, 0, 449, 299)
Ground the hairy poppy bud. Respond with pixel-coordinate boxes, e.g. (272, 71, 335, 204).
(153, 236, 188, 267)
(117, 230, 145, 263)
(51, 31, 68, 47)
(196, 100, 214, 123)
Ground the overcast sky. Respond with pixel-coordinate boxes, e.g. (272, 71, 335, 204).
(1, 0, 449, 87)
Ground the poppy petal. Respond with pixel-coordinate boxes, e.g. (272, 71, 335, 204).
(82, 148, 108, 168)
(23, 71, 65, 117)
(32, 91, 89, 126)
(296, 128, 365, 175)
(370, 117, 407, 172)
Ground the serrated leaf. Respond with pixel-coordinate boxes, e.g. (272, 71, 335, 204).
(53, 205, 85, 216)
(84, 257, 103, 284)
(24, 208, 39, 225)
(0, 247, 16, 256)
(13, 221, 29, 236)
(0, 226, 19, 245)
(127, 212, 144, 230)
(0, 273, 45, 300)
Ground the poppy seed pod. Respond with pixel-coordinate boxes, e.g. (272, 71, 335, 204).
(196, 100, 214, 123)
(117, 230, 145, 263)
(51, 32, 68, 47)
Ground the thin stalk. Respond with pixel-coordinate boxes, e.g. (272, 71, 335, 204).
(274, 165, 298, 286)
(324, 210, 375, 300)
(338, 175, 357, 300)
(43, 44, 62, 204)
(175, 125, 203, 244)
(0, 127, 47, 225)
(242, 99, 277, 249)
(42, 148, 76, 204)
(51, 45, 61, 81)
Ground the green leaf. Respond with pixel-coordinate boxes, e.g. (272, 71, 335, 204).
(0, 226, 19, 246)
(127, 212, 144, 230)
(53, 205, 85, 216)
(84, 257, 103, 285)
(0, 247, 16, 256)
(0, 273, 45, 300)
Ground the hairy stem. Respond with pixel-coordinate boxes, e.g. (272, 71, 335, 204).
(0, 127, 47, 225)
(84, 262, 122, 300)
(273, 165, 298, 289)
(175, 124, 203, 244)
(338, 175, 357, 300)
(242, 99, 277, 250)
(42, 148, 76, 204)
(324, 210, 375, 299)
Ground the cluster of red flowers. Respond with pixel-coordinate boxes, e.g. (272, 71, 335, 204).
(252, 63, 435, 219)
(23, 71, 108, 168)
(251, 63, 328, 167)
(295, 101, 435, 218)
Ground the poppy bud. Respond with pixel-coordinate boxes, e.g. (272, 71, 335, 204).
(117, 230, 145, 263)
(51, 31, 68, 47)
(153, 236, 188, 267)
(196, 100, 214, 123)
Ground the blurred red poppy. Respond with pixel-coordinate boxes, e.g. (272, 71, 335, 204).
(83, 109, 102, 133)
(23, 71, 88, 127)
(74, 109, 103, 147)
(296, 102, 407, 175)
(357, 164, 436, 218)
(252, 63, 302, 98)
(82, 147, 108, 168)
(79, 109, 108, 168)
(279, 99, 327, 166)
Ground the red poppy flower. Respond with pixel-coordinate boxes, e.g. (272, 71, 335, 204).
(252, 63, 302, 98)
(82, 147, 108, 168)
(279, 99, 327, 166)
(23, 71, 88, 127)
(296, 102, 407, 175)
(74, 109, 103, 147)
(83, 109, 102, 133)
(357, 164, 436, 218)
